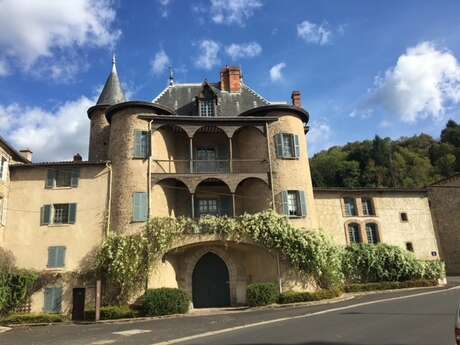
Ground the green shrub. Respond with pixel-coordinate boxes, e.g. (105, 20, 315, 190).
(344, 279, 438, 293)
(0, 269, 39, 316)
(141, 288, 190, 316)
(278, 289, 341, 304)
(247, 282, 279, 307)
(0, 313, 66, 325)
(84, 305, 138, 320)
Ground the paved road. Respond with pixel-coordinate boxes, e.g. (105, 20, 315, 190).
(1, 286, 459, 345)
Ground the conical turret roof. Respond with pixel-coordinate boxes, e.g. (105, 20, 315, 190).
(96, 55, 126, 105)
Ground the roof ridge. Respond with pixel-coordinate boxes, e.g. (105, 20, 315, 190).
(242, 82, 270, 104)
(152, 84, 172, 103)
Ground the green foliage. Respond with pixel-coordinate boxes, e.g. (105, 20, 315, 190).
(0, 313, 67, 325)
(84, 305, 138, 320)
(278, 288, 341, 304)
(0, 269, 39, 316)
(341, 244, 445, 283)
(247, 283, 279, 306)
(141, 288, 190, 316)
(311, 120, 460, 188)
(344, 279, 438, 292)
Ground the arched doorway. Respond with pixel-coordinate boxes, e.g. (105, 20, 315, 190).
(192, 252, 230, 308)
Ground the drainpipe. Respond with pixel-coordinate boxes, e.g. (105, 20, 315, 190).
(265, 122, 276, 210)
(277, 252, 282, 294)
(105, 161, 112, 237)
(148, 120, 153, 218)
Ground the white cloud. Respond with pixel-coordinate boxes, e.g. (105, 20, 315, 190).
(308, 120, 333, 154)
(151, 49, 170, 75)
(158, 0, 171, 18)
(297, 20, 331, 45)
(194, 40, 220, 70)
(370, 41, 460, 123)
(0, 60, 9, 76)
(209, 0, 262, 26)
(1, 96, 94, 161)
(0, 0, 120, 76)
(225, 42, 262, 60)
(269, 62, 286, 82)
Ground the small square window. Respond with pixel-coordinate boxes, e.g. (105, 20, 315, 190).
(400, 212, 408, 222)
(406, 242, 414, 252)
(199, 100, 215, 117)
(53, 204, 69, 224)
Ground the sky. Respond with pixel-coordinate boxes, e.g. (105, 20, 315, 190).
(1, 0, 460, 161)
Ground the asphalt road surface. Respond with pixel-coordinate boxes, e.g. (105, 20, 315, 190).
(2, 286, 459, 345)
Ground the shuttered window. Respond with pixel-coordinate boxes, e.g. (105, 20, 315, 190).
(132, 192, 148, 222)
(275, 134, 300, 159)
(47, 246, 66, 268)
(281, 190, 307, 217)
(44, 287, 63, 313)
(45, 169, 80, 188)
(133, 131, 150, 158)
(40, 204, 77, 225)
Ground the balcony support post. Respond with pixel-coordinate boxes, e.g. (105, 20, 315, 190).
(189, 137, 193, 173)
(232, 192, 236, 217)
(191, 193, 195, 218)
(229, 137, 233, 173)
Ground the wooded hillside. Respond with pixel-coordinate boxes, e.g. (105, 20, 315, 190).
(310, 120, 460, 188)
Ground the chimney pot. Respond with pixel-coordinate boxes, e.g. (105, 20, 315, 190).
(220, 66, 242, 93)
(19, 149, 33, 162)
(291, 90, 302, 108)
(73, 153, 83, 162)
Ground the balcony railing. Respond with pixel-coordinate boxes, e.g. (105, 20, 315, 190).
(152, 159, 269, 174)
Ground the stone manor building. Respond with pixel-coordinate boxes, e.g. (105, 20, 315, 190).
(0, 62, 441, 315)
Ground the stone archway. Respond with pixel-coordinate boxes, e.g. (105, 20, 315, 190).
(192, 252, 230, 308)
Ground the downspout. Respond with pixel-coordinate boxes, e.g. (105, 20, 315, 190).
(148, 120, 153, 218)
(265, 122, 276, 209)
(105, 161, 112, 238)
(277, 253, 282, 294)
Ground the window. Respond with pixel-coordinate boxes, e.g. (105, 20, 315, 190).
(0, 156, 8, 181)
(275, 134, 300, 159)
(198, 199, 218, 216)
(44, 287, 63, 313)
(281, 191, 307, 217)
(40, 204, 77, 225)
(348, 223, 362, 244)
(344, 197, 358, 216)
(406, 242, 414, 252)
(133, 130, 150, 158)
(400, 212, 408, 222)
(45, 169, 79, 188)
(365, 223, 380, 244)
(199, 99, 215, 117)
(361, 197, 375, 216)
(133, 192, 148, 222)
(47, 246, 66, 268)
(195, 148, 217, 173)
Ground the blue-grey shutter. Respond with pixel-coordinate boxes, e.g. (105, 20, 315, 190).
(44, 288, 52, 312)
(275, 134, 284, 158)
(299, 191, 307, 217)
(194, 198, 200, 218)
(281, 191, 289, 216)
(293, 135, 300, 159)
(46, 170, 55, 188)
(220, 197, 231, 216)
(133, 192, 147, 221)
(133, 131, 141, 157)
(48, 247, 57, 267)
(53, 287, 63, 312)
(217, 145, 228, 172)
(70, 170, 79, 187)
(41, 205, 51, 225)
(68, 203, 77, 224)
(56, 247, 66, 267)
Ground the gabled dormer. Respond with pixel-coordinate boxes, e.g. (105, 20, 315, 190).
(195, 81, 218, 117)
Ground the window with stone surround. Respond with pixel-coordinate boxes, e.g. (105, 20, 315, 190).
(361, 197, 375, 216)
(348, 223, 362, 244)
(344, 197, 358, 216)
(365, 223, 380, 244)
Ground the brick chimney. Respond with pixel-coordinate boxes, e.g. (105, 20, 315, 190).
(19, 149, 32, 162)
(220, 66, 242, 93)
(73, 153, 83, 162)
(291, 91, 302, 108)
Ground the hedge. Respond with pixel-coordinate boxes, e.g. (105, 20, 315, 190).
(0, 269, 38, 316)
(247, 283, 279, 307)
(344, 279, 438, 293)
(278, 288, 341, 304)
(84, 305, 139, 320)
(142, 288, 190, 316)
(0, 313, 67, 325)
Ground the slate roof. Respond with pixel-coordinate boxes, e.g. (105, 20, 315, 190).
(97, 63, 126, 105)
(10, 160, 109, 168)
(0, 135, 30, 163)
(313, 187, 427, 194)
(153, 82, 270, 116)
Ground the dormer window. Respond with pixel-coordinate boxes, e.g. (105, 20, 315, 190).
(199, 99, 215, 117)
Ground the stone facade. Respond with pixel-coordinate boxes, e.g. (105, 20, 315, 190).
(428, 174, 460, 274)
(0, 64, 443, 315)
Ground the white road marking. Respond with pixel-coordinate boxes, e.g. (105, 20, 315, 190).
(91, 340, 116, 345)
(150, 285, 460, 345)
(113, 329, 152, 336)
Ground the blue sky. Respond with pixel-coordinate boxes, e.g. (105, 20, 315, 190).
(1, 0, 460, 161)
